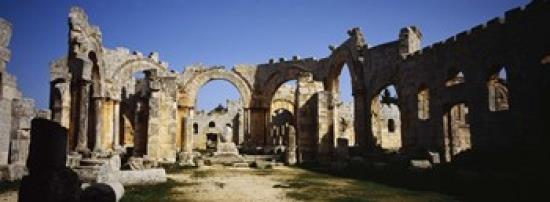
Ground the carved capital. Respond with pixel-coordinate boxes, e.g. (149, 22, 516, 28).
(0, 47, 10, 63)
(0, 18, 12, 48)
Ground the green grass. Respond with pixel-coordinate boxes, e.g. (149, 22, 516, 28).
(0, 180, 20, 194)
(121, 179, 181, 202)
(121, 167, 458, 202)
(190, 169, 215, 178)
(282, 169, 458, 202)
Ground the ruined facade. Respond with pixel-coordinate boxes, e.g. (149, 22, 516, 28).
(191, 99, 244, 150)
(47, 1, 550, 165)
(0, 18, 47, 180)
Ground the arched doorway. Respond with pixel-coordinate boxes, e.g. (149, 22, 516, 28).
(193, 80, 243, 151)
(370, 85, 402, 151)
(330, 64, 355, 147)
(443, 103, 471, 162)
(268, 80, 297, 154)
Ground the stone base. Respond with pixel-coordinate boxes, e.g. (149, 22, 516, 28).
(205, 154, 245, 166)
(285, 149, 297, 165)
(177, 152, 195, 167)
(0, 164, 27, 181)
(214, 142, 239, 155)
(118, 169, 167, 186)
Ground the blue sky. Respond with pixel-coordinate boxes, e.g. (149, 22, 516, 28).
(0, 0, 527, 110)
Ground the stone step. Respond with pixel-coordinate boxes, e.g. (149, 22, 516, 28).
(80, 158, 108, 167)
(242, 155, 282, 162)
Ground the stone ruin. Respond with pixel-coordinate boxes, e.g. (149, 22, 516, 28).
(46, 1, 550, 167)
(0, 0, 548, 191)
(0, 17, 49, 181)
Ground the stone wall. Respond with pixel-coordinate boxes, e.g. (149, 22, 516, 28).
(48, 1, 550, 165)
(191, 100, 243, 150)
(0, 18, 43, 181)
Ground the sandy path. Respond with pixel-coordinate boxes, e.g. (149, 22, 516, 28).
(168, 167, 297, 202)
(0, 191, 17, 202)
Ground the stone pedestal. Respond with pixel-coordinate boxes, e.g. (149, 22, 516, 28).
(285, 146, 297, 165)
(214, 142, 239, 155)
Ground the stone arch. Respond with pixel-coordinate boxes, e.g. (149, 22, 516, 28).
(487, 66, 509, 112)
(325, 46, 363, 94)
(370, 84, 402, 150)
(112, 58, 167, 83)
(445, 70, 465, 87)
(263, 65, 308, 108)
(109, 58, 169, 100)
(417, 84, 430, 120)
(181, 69, 252, 108)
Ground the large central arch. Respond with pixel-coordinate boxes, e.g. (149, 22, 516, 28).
(180, 68, 252, 108)
(111, 58, 168, 92)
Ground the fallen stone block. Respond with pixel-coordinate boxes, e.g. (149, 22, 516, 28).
(410, 159, 432, 170)
(80, 183, 116, 202)
(118, 168, 167, 186)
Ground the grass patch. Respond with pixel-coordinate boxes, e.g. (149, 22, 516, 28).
(0, 180, 20, 194)
(121, 179, 181, 202)
(190, 169, 215, 178)
(283, 169, 457, 202)
(252, 169, 274, 176)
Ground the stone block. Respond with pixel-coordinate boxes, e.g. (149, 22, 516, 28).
(80, 183, 117, 202)
(118, 169, 167, 186)
(26, 118, 68, 172)
(19, 167, 81, 202)
(409, 159, 432, 170)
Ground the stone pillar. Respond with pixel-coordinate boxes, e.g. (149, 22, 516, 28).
(112, 101, 121, 151)
(0, 18, 12, 73)
(53, 82, 71, 128)
(249, 107, 267, 146)
(9, 99, 34, 166)
(242, 108, 250, 144)
(93, 98, 103, 153)
(0, 18, 13, 165)
(183, 107, 194, 154)
(286, 123, 297, 165)
(178, 107, 194, 165)
(76, 81, 91, 153)
(295, 72, 324, 163)
(133, 101, 146, 156)
(316, 91, 333, 160)
(352, 91, 370, 149)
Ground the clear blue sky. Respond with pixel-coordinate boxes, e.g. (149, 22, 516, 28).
(0, 0, 527, 110)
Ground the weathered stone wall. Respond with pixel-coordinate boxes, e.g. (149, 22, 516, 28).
(49, 1, 550, 165)
(146, 70, 178, 162)
(362, 1, 550, 162)
(191, 100, 243, 150)
(295, 72, 324, 162)
(0, 18, 42, 181)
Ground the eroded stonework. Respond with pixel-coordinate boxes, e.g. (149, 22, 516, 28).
(42, 1, 550, 167)
(0, 18, 45, 181)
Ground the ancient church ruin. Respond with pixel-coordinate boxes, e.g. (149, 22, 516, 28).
(47, 1, 550, 165)
(1, 0, 549, 182)
(0, 18, 49, 180)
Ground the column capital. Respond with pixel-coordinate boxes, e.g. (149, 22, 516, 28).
(0, 47, 10, 63)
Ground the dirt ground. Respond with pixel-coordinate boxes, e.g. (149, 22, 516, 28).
(124, 166, 458, 202)
(0, 166, 459, 202)
(0, 191, 16, 202)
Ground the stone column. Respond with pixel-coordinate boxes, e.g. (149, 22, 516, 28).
(286, 124, 297, 165)
(113, 101, 121, 151)
(353, 91, 370, 150)
(0, 18, 13, 165)
(53, 82, 71, 128)
(93, 98, 103, 153)
(183, 108, 194, 153)
(243, 108, 250, 143)
(179, 107, 194, 165)
(76, 81, 91, 153)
